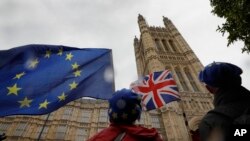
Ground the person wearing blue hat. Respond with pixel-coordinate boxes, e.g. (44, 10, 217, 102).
(88, 89, 163, 141)
(198, 62, 250, 141)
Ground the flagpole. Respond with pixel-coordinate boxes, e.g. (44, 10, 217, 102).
(37, 113, 50, 141)
(178, 101, 193, 141)
(109, 50, 115, 92)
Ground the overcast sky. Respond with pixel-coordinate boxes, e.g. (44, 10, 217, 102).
(0, 0, 249, 90)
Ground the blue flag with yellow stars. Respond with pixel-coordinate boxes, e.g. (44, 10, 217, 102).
(0, 44, 114, 117)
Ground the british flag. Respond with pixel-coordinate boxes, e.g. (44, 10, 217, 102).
(130, 70, 180, 111)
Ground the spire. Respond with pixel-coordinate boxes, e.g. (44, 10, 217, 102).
(163, 16, 169, 23)
(163, 16, 171, 28)
(138, 14, 148, 31)
(134, 36, 138, 42)
(134, 36, 139, 47)
(138, 14, 145, 22)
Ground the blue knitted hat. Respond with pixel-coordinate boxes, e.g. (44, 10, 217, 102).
(108, 89, 142, 124)
(199, 62, 242, 87)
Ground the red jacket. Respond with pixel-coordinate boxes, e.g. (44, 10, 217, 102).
(87, 123, 163, 141)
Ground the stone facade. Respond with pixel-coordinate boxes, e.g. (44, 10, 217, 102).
(0, 99, 167, 140)
(133, 15, 213, 141)
(0, 99, 108, 141)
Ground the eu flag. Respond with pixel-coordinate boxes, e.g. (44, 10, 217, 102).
(0, 44, 114, 117)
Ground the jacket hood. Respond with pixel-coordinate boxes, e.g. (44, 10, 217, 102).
(214, 86, 250, 106)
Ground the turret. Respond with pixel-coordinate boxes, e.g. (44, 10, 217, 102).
(163, 16, 173, 30)
(138, 14, 145, 22)
(138, 14, 148, 33)
(133, 36, 139, 47)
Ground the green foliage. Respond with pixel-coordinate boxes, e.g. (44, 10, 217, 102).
(210, 0, 250, 53)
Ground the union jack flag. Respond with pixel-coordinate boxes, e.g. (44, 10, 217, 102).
(130, 70, 180, 111)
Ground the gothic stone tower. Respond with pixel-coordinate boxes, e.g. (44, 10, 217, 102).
(134, 15, 214, 141)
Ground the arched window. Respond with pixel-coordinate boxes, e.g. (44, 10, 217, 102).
(184, 68, 199, 92)
(140, 49, 146, 73)
(99, 109, 108, 122)
(162, 39, 170, 52)
(62, 107, 72, 120)
(169, 40, 177, 52)
(75, 128, 88, 141)
(143, 67, 149, 76)
(150, 115, 161, 128)
(55, 125, 68, 139)
(155, 39, 162, 51)
(175, 68, 188, 91)
(136, 112, 145, 125)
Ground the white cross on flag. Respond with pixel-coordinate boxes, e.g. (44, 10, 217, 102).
(130, 70, 180, 111)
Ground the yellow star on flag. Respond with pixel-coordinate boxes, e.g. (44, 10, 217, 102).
(57, 48, 63, 56)
(7, 83, 22, 96)
(13, 72, 25, 79)
(74, 70, 81, 77)
(44, 50, 51, 58)
(18, 97, 33, 108)
(58, 92, 66, 101)
(69, 81, 78, 90)
(72, 62, 79, 70)
(39, 99, 50, 109)
(28, 58, 39, 68)
(66, 53, 73, 61)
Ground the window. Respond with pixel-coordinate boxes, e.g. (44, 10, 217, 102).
(144, 68, 149, 76)
(169, 40, 177, 52)
(78, 109, 92, 123)
(162, 39, 170, 52)
(150, 115, 160, 128)
(183, 101, 189, 109)
(99, 109, 108, 122)
(0, 123, 10, 134)
(189, 100, 195, 109)
(196, 101, 201, 110)
(75, 128, 88, 141)
(184, 68, 199, 92)
(13, 122, 27, 136)
(175, 68, 189, 91)
(206, 102, 212, 109)
(62, 107, 73, 120)
(201, 101, 209, 109)
(155, 39, 163, 51)
(35, 126, 48, 139)
(55, 125, 67, 139)
(35, 126, 42, 138)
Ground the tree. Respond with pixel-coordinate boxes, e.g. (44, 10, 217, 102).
(210, 0, 250, 53)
